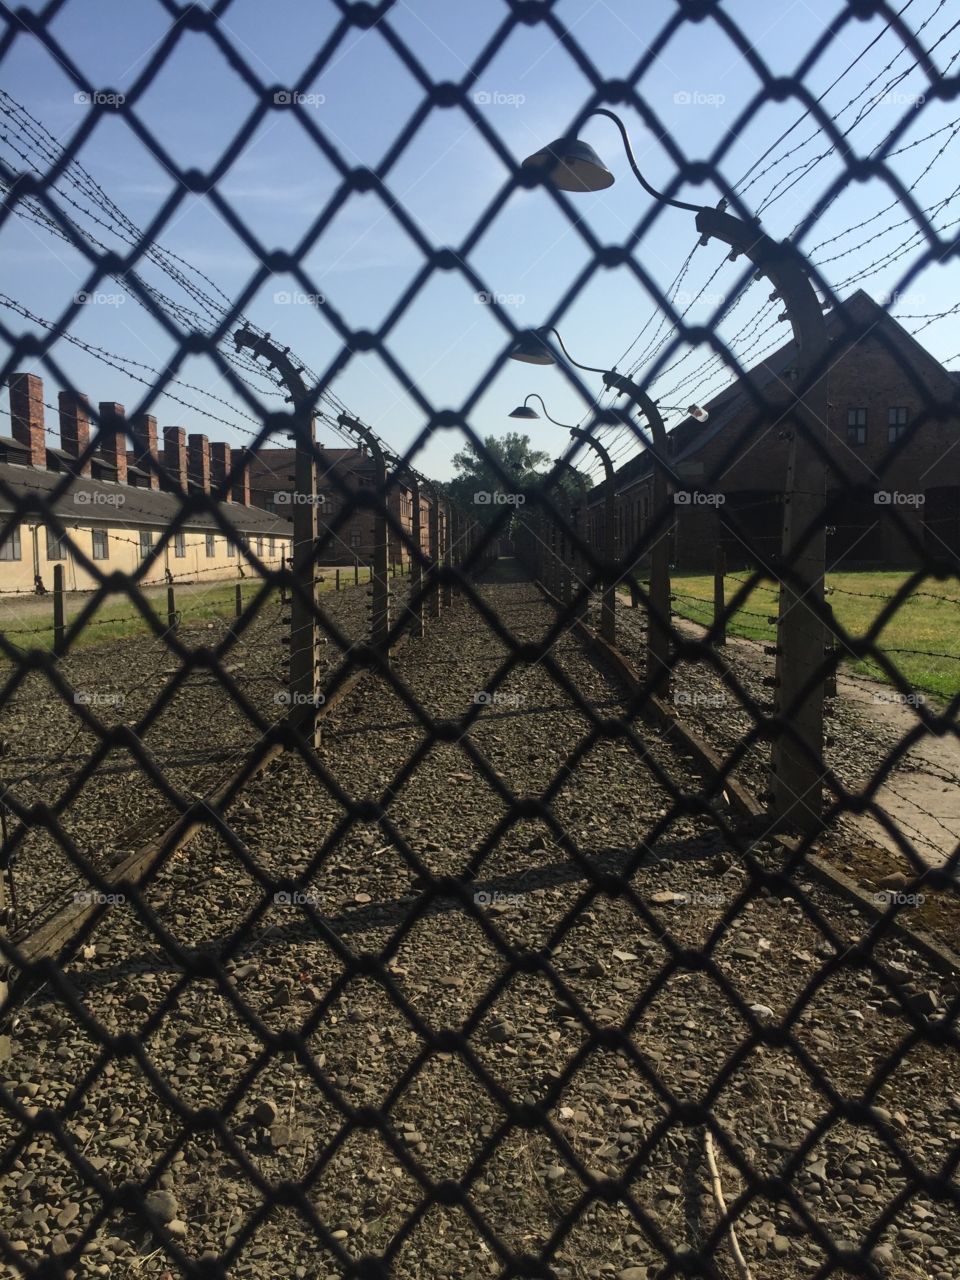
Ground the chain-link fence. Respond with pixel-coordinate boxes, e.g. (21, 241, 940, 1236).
(1, 2, 959, 1278)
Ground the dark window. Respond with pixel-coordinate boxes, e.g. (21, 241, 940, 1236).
(46, 527, 68, 560)
(174, 531, 186, 558)
(139, 530, 153, 559)
(226, 540, 236, 557)
(846, 407, 867, 445)
(349, 530, 361, 550)
(888, 406, 908, 443)
(92, 529, 108, 561)
(206, 533, 216, 557)
(0, 524, 21, 561)
(256, 535, 264, 556)
(268, 536, 275, 556)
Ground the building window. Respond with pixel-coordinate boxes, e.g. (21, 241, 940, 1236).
(888, 406, 908, 443)
(139, 530, 153, 559)
(174, 531, 186, 558)
(46, 528, 68, 560)
(205, 533, 216, 557)
(226, 539, 236, 557)
(268, 536, 276, 556)
(0, 524, 21, 561)
(846, 407, 867, 445)
(92, 529, 108, 561)
(256, 535, 264, 556)
(349, 530, 361, 550)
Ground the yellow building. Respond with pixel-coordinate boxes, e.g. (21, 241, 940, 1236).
(0, 373, 292, 595)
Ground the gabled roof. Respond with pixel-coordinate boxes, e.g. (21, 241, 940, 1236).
(592, 290, 959, 500)
(0, 461, 293, 534)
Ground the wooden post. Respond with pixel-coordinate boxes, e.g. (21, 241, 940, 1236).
(167, 584, 177, 633)
(824, 600, 837, 698)
(279, 549, 288, 604)
(52, 563, 65, 656)
(425, 483, 442, 620)
(354, 561, 359, 587)
(410, 476, 424, 638)
(713, 544, 726, 647)
(235, 582, 243, 619)
(336, 568, 340, 592)
(0, 741, 10, 1062)
(441, 501, 453, 609)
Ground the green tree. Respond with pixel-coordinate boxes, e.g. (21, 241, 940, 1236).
(444, 432, 591, 526)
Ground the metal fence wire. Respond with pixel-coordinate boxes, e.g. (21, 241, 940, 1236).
(1, 2, 959, 1278)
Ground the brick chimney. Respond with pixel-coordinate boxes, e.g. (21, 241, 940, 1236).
(231, 446, 250, 506)
(58, 390, 92, 478)
(163, 425, 188, 493)
(98, 401, 128, 486)
(188, 433, 211, 494)
(210, 442, 231, 502)
(130, 414, 160, 491)
(9, 372, 47, 468)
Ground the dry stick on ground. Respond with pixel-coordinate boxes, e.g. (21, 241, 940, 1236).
(704, 1128, 753, 1280)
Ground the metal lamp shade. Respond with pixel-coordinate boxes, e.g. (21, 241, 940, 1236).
(508, 404, 540, 419)
(508, 329, 557, 365)
(522, 138, 615, 192)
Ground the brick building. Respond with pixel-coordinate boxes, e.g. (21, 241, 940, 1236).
(587, 291, 960, 571)
(248, 446, 436, 566)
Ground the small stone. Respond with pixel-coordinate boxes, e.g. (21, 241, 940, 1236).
(269, 1124, 292, 1149)
(252, 1099, 279, 1127)
(145, 1190, 178, 1224)
(907, 991, 939, 1017)
(617, 1269, 648, 1280)
(877, 872, 910, 891)
(485, 1021, 513, 1044)
(167, 1220, 188, 1239)
(56, 1204, 80, 1229)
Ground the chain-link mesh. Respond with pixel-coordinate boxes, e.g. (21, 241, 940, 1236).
(1, 3, 959, 1278)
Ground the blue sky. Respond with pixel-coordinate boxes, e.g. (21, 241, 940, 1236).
(1, 0, 958, 485)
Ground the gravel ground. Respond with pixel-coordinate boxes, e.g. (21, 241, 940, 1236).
(1, 569, 959, 1280)
(1, 580, 390, 942)
(611, 598, 909, 810)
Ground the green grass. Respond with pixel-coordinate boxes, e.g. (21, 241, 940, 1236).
(0, 564, 387, 655)
(665, 570, 960, 703)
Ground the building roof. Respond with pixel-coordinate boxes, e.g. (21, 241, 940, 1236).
(591, 290, 959, 500)
(0, 460, 293, 534)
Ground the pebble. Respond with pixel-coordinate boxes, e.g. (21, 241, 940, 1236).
(56, 1204, 79, 1229)
(252, 1099, 279, 1127)
(144, 1190, 178, 1224)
